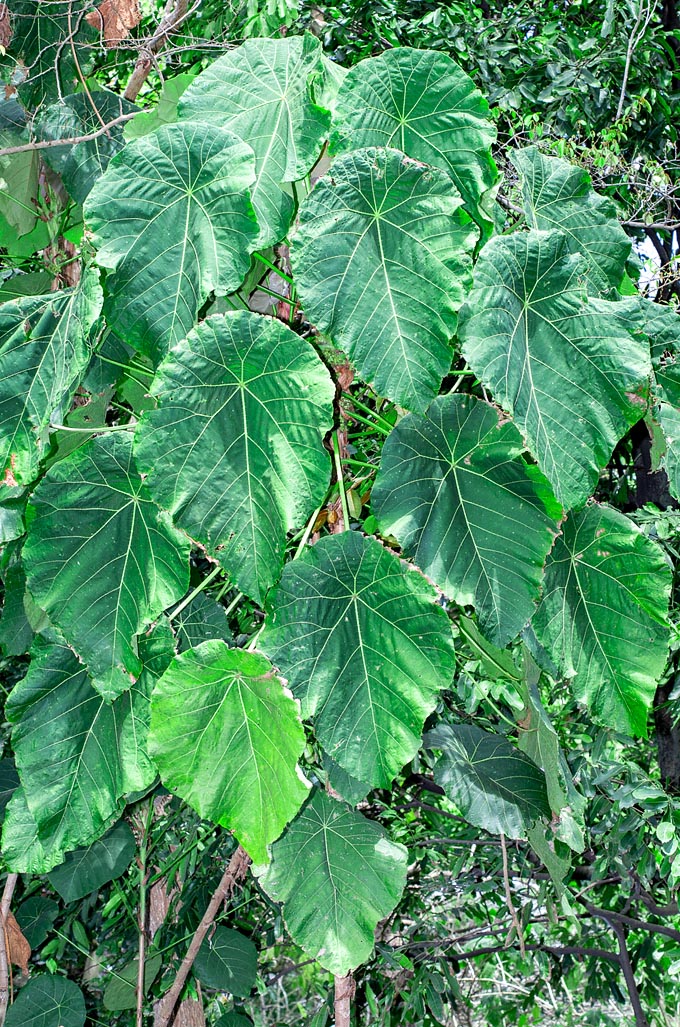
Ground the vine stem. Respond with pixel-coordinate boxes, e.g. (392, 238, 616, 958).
(155, 846, 251, 1027)
(167, 565, 222, 623)
(136, 803, 154, 1027)
(0, 874, 18, 1027)
(500, 833, 525, 956)
(332, 431, 350, 532)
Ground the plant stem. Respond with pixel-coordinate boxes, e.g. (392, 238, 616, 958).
(167, 565, 222, 622)
(293, 502, 323, 558)
(0, 874, 18, 1027)
(136, 802, 154, 1027)
(155, 846, 251, 1027)
(332, 432, 350, 531)
(343, 408, 390, 436)
(334, 973, 354, 1027)
(253, 252, 294, 285)
(345, 394, 394, 430)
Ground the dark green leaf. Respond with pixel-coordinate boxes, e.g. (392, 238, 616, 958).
(292, 147, 476, 413)
(24, 432, 190, 698)
(47, 821, 136, 902)
(459, 230, 651, 508)
(532, 504, 671, 736)
(85, 123, 259, 363)
(180, 34, 330, 247)
(5, 975, 85, 1027)
(425, 723, 550, 839)
(103, 952, 162, 1011)
(256, 790, 407, 976)
(194, 926, 258, 996)
(372, 394, 561, 644)
(174, 591, 233, 652)
(15, 896, 59, 948)
(135, 311, 334, 603)
(261, 532, 455, 788)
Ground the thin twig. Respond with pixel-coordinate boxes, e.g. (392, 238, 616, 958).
(0, 874, 19, 1027)
(68, 0, 109, 135)
(0, 111, 143, 158)
(155, 846, 251, 1027)
(616, 0, 655, 120)
(500, 833, 525, 957)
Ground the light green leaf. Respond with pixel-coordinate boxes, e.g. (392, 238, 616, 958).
(458, 617, 522, 682)
(5, 976, 85, 1027)
(1, 786, 64, 874)
(47, 821, 136, 903)
(256, 790, 407, 976)
(24, 432, 189, 699)
(0, 270, 103, 486)
(134, 311, 334, 603)
(6, 637, 151, 855)
(85, 122, 259, 363)
(260, 531, 456, 787)
(372, 394, 561, 644)
(124, 73, 196, 140)
(0, 132, 39, 237)
(35, 91, 138, 203)
(292, 147, 477, 412)
(458, 229, 651, 508)
(330, 47, 497, 230)
(180, 34, 330, 247)
(425, 723, 550, 839)
(194, 926, 258, 996)
(517, 680, 585, 851)
(657, 401, 680, 502)
(511, 147, 630, 293)
(532, 504, 671, 736)
(149, 641, 309, 864)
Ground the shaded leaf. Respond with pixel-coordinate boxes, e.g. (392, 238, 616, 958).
(103, 952, 162, 1011)
(174, 591, 233, 652)
(511, 146, 630, 293)
(0, 270, 102, 486)
(5, 975, 85, 1027)
(292, 147, 476, 413)
(194, 926, 258, 996)
(532, 503, 671, 736)
(85, 122, 258, 363)
(459, 230, 651, 508)
(372, 394, 561, 644)
(24, 432, 189, 698)
(135, 311, 333, 603)
(149, 641, 309, 863)
(35, 91, 138, 203)
(180, 34, 330, 247)
(256, 790, 407, 976)
(330, 47, 497, 230)
(426, 723, 550, 838)
(15, 896, 59, 948)
(260, 531, 455, 787)
(47, 821, 136, 902)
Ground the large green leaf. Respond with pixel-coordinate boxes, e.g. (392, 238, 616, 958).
(4, 976, 85, 1027)
(511, 147, 630, 293)
(47, 821, 136, 903)
(35, 91, 138, 203)
(372, 394, 561, 644)
(85, 122, 259, 363)
(0, 131, 39, 237)
(194, 927, 258, 996)
(256, 790, 407, 976)
(149, 641, 309, 864)
(292, 147, 477, 412)
(0, 0, 87, 107)
(330, 47, 497, 230)
(6, 636, 156, 856)
(134, 311, 334, 603)
(180, 34, 330, 247)
(24, 432, 189, 699)
(532, 504, 671, 736)
(458, 229, 651, 508)
(0, 270, 102, 486)
(1, 786, 63, 874)
(425, 723, 550, 839)
(260, 531, 456, 787)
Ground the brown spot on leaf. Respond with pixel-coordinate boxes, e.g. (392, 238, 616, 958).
(85, 0, 141, 47)
(2, 455, 18, 487)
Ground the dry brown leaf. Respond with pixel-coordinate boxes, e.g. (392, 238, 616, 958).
(0, 3, 12, 50)
(86, 0, 141, 48)
(5, 910, 31, 975)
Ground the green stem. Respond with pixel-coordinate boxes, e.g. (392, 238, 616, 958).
(253, 252, 294, 285)
(343, 409, 390, 436)
(222, 590, 244, 617)
(342, 457, 377, 471)
(333, 431, 350, 532)
(293, 502, 323, 558)
(96, 353, 154, 379)
(346, 395, 394, 430)
(49, 422, 132, 433)
(167, 565, 222, 622)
